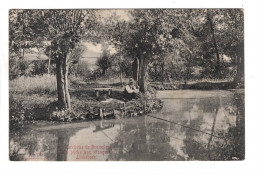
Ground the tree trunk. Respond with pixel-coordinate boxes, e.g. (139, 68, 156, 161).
(56, 52, 71, 110)
(154, 63, 158, 81)
(56, 58, 65, 110)
(161, 58, 165, 84)
(63, 53, 71, 110)
(207, 13, 220, 76)
(133, 57, 139, 86)
(133, 56, 148, 93)
(48, 50, 51, 74)
(233, 55, 244, 87)
(139, 57, 148, 93)
(138, 57, 143, 88)
(48, 57, 51, 74)
(22, 48, 25, 59)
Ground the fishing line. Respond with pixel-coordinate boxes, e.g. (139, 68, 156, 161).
(145, 114, 224, 139)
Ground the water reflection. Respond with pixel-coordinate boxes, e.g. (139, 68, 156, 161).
(9, 90, 244, 161)
(107, 117, 181, 160)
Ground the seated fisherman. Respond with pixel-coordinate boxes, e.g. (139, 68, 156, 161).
(123, 78, 139, 101)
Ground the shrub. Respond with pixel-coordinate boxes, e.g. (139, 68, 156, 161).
(9, 96, 35, 130)
(30, 60, 49, 76)
(69, 60, 91, 79)
(9, 58, 31, 80)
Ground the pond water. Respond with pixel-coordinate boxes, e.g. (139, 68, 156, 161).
(9, 90, 244, 161)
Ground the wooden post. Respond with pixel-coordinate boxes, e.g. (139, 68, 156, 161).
(113, 109, 115, 118)
(99, 108, 103, 119)
(95, 90, 99, 97)
(123, 102, 126, 117)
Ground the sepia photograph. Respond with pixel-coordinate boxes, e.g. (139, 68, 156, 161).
(9, 9, 244, 161)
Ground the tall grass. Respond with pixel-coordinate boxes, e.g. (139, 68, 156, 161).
(10, 74, 57, 94)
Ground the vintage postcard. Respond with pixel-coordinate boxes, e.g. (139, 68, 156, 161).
(9, 9, 244, 161)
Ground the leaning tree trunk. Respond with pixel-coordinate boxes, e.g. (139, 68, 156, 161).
(207, 13, 221, 76)
(56, 52, 71, 110)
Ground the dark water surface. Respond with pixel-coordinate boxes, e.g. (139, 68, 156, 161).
(10, 90, 244, 161)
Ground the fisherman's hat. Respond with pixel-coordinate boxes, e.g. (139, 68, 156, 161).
(129, 78, 134, 83)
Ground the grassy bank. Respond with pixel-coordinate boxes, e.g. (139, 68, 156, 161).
(9, 75, 163, 130)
